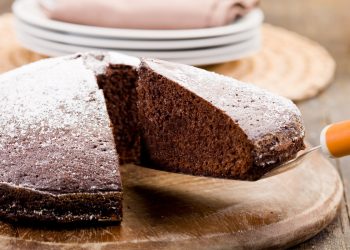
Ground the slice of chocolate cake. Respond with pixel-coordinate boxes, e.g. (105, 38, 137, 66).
(137, 59, 305, 180)
(0, 52, 139, 223)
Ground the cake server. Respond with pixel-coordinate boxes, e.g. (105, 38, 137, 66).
(263, 120, 350, 178)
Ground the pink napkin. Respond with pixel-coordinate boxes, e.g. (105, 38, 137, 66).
(40, 0, 259, 29)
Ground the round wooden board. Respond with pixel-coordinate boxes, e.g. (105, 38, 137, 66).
(0, 151, 342, 249)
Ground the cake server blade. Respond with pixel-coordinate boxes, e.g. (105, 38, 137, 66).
(262, 145, 321, 178)
(262, 120, 350, 179)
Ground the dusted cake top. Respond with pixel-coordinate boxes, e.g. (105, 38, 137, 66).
(0, 52, 138, 194)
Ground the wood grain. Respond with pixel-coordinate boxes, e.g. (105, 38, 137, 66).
(1, 0, 350, 248)
(259, 0, 350, 249)
(0, 151, 342, 249)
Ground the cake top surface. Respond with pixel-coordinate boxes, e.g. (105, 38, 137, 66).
(141, 58, 305, 142)
(0, 52, 138, 194)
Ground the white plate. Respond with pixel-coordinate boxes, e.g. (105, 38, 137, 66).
(15, 19, 261, 50)
(16, 34, 259, 66)
(16, 30, 261, 59)
(13, 0, 264, 40)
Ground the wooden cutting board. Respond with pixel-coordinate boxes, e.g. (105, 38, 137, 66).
(0, 151, 342, 249)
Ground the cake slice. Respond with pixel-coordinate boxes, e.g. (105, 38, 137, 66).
(137, 59, 305, 180)
(0, 52, 139, 223)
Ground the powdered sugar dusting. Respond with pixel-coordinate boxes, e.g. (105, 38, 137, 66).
(144, 59, 305, 166)
(144, 59, 304, 141)
(0, 52, 137, 194)
(81, 51, 140, 75)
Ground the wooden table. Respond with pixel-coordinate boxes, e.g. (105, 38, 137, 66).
(261, 1, 350, 249)
(1, 0, 350, 248)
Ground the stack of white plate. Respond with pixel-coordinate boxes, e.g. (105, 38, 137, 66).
(13, 0, 264, 66)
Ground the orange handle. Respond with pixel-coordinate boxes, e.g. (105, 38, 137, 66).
(320, 120, 350, 158)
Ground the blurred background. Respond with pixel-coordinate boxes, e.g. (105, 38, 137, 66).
(1, 0, 350, 248)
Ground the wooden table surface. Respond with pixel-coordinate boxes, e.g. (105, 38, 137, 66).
(261, 1, 350, 249)
(1, 0, 350, 249)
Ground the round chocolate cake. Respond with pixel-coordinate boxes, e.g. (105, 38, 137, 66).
(0, 53, 305, 223)
(0, 52, 139, 223)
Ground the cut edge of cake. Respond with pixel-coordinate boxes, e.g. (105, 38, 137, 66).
(137, 58, 305, 180)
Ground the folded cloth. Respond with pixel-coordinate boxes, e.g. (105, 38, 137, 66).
(40, 0, 259, 29)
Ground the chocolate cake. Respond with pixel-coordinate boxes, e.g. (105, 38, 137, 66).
(0, 52, 139, 223)
(96, 62, 140, 163)
(0, 52, 305, 223)
(137, 59, 305, 180)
